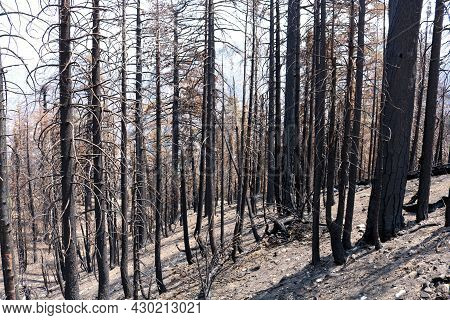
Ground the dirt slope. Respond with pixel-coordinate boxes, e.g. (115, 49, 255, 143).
(1, 175, 449, 300)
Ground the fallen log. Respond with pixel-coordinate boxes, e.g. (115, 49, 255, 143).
(407, 164, 450, 180)
(402, 198, 445, 214)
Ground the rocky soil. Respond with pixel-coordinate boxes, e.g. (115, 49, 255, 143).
(1, 174, 449, 300)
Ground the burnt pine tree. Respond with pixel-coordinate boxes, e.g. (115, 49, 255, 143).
(409, 5, 431, 171)
(343, 0, 366, 250)
(133, 0, 144, 299)
(274, 0, 282, 208)
(365, 0, 424, 242)
(155, 0, 167, 293)
(0, 51, 17, 300)
(325, 1, 337, 229)
(312, 0, 327, 265)
(282, 0, 300, 214)
(171, 3, 180, 228)
(119, 0, 131, 299)
(180, 149, 193, 264)
(205, 0, 217, 255)
(59, 0, 80, 299)
(416, 0, 444, 222)
(194, 1, 208, 237)
(266, 0, 275, 205)
(91, 0, 109, 299)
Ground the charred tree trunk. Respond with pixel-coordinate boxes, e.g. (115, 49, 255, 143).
(282, 0, 300, 214)
(325, 2, 337, 229)
(133, 0, 144, 299)
(205, 0, 217, 255)
(155, 1, 167, 293)
(274, 0, 282, 208)
(343, 0, 365, 250)
(0, 52, 17, 300)
(180, 149, 193, 264)
(171, 6, 180, 228)
(312, 0, 327, 265)
(119, 0, 131, 299)
(194, 2, 209, 236)
(409, 9, 430, 172)
(366, 0, 423, 242)
(266, 0, 275, 205)
(91, 0, 109, 299)
(416, 0, 443, 222)
(25, 120, 37, 263)
(59, 0, 80, 299)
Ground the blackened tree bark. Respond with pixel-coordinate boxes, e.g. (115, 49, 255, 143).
(366, 0, 423, 242)
(433, 92, 444, 165)
(274, 0, 282, 208)
(120, 0, 131, 299)
(25, 119, 37, 263)
(171, 5, 180, 227)
(343, 0, 365, 250)
(0, 52, 17, 300)
(194, 1, 208, 236)
(325, 2, 337, 229)
(416, 0, 443, 222)
(312, 0, 326, 265)
(266, 0, 275, 205)
(220, 62, 225, 247)
(155, 0, 167, 293)
(205, 0, 217, 255)
(91, 0, 109, 299)
(282, 0, 300, 214)
(445, 188, 450, 227)
(180, 149, 193, 264)
(133, 0, 144, 299)
(333, 0, 355, 264)
(409, 10, 430, 171)
(59, 0, 80, 299)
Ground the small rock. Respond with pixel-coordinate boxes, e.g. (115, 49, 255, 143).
(436, 284, 449, 295)
(271, 278, 278, 285)
(351, 254, 357, 260)
(395, 289, 406, 299)
(315, 278, 323, 283)
(360, 295, 367, 300)
(249, 265, 260, 272)
(408, 249, 417, 256)
(281, 248, 288, 253)
(420, 292, 431, 299)
(423, 286, 433, 294)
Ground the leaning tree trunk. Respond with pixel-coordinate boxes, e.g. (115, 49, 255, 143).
(416, 0, 444, 222)
(0, 51, 17, 300)
(59, 0, 80, 299)
(367, 0, 423, 242)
